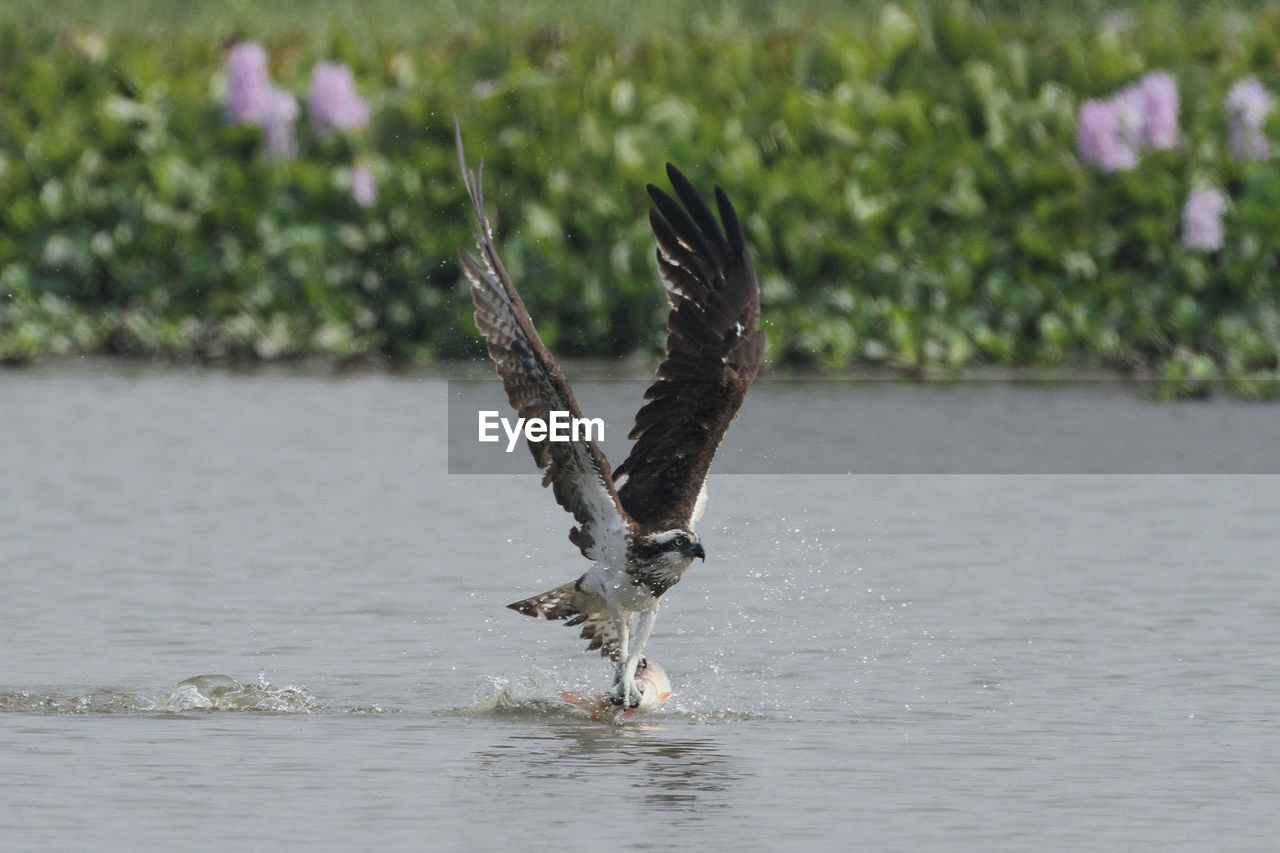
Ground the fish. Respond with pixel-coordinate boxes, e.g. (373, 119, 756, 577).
(560, 659, 673, 722)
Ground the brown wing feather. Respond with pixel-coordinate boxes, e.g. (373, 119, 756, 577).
(613, 164, 765, 531)
(456, 123, 630, 560)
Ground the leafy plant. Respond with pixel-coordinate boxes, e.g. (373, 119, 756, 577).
(0, 3, 1277, 394)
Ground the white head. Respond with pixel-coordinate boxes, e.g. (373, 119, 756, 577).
(633, 528, 705, 568)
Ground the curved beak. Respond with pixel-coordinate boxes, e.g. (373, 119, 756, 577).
(691, 542, 706, 562)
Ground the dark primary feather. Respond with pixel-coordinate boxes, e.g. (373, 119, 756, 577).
(456, 123, 629, 559)
(613, 164, 766, 531)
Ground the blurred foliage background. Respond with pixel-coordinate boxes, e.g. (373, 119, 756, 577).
(2, 0, 1279, 391)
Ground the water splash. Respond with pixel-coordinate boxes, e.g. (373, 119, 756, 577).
(0, 674, 321, 715)
(0, 672, 774, 723)
(0, 688, 156, 715)
(158, 674, 321, 713)
(455, 671, 775, 725)
(451, 673, 592, 722)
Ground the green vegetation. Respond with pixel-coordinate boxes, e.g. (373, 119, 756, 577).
(2, 2, 1279, 393)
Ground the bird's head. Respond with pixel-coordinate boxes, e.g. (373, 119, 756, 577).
(635, 528, 705, 567)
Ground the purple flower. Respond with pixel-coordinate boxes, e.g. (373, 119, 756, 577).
(224, 42, 299, 160)
(262, 87, 299, 160)
(224, 42, 272, 124)
(1137, 71, 1179, 150)
(1227, 76, 1270, 161)
(1181, 188, 1227, 251)
(1109, 84, 1147, 150)
(1078, 72, 1181, 172)
(351, 163, 377, 207)
(1077, 99, 1137, 173)
(1110, 72, 1180, 151)
(307, 62, 370, 136)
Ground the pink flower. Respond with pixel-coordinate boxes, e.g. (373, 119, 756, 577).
(307, 62, 370, 136)
(1181, 188, 1227, 251)
(1227, 76, 1270, 161)
(1137, 71, 1179, 150)
(351, 163, 377, 207)
(1077, 99, 1137, 173)
(224, 42, 272, 124)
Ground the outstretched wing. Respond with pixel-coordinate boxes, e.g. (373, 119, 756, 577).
(613, 164, 766, 531)
(456, 123, 630, 563)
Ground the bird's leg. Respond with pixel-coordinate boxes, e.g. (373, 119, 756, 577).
(617, 605, 660, 709)
(608, 605, 632, 705)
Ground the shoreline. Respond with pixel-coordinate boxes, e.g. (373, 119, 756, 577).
(3, 352, 1267, 389)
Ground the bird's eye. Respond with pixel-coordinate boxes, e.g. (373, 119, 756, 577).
(673, 535, 688, 547)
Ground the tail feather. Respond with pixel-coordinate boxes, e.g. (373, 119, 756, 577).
(506, 576, 619, 659)
(507, 577, 586, 620)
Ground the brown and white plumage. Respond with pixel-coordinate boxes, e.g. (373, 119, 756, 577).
(456, 122, 764, 707)
(458, 130, 629, 568)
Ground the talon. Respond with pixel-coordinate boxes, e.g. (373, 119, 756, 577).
(609, 675, 646, 710)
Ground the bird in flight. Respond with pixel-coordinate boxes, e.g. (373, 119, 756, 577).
(456, 124, 765, 708)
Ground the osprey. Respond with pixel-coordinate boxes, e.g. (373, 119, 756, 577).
(456, 126, 765, 708)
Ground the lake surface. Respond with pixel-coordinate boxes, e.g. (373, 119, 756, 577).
(2, 364, 1277, 851)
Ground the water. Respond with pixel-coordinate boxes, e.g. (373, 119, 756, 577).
(2, 364, 1277, 851)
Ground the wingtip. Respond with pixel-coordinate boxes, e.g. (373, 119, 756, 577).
(714, 185, 747, 251)
(665, 162, 692, 192)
